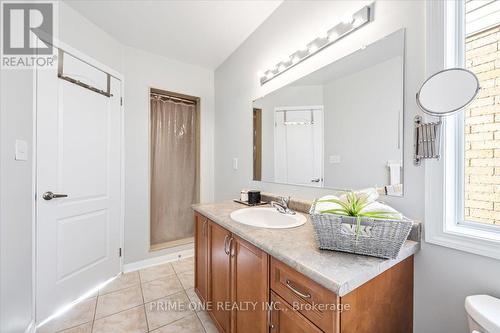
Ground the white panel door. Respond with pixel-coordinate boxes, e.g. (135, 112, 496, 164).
(274, 108, 324, 187)
(36, 50, 122, 322)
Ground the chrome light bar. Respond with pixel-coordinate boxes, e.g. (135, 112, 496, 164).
(259, 4, 373, 85)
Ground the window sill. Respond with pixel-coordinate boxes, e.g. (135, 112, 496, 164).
(426, 222, 500, 260)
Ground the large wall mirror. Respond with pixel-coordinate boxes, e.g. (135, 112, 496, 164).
(253, 29, 405, 196)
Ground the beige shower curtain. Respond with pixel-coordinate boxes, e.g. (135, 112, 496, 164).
(150, 95, 197, 246)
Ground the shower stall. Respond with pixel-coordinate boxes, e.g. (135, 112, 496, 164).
(149, 88, 200, 250)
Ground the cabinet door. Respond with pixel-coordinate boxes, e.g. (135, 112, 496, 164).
(270, 292, 322, 333)
(209, 221, 232, 333)
(194, 213, 209, 303)
(231, 236, 269, 333)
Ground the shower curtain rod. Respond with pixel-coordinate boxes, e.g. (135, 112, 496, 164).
(150, 92, 197, 105)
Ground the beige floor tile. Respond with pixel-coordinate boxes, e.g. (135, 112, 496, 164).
(145, 291, 193, 331)
(58, 322, 92, 333)
(150, 313, 204, 333)
(139, 263, 175, 283)
(92, 305, 148, 333)
(196, 311, 218, 333)
(171, 257, 194, 275)
(95, 285, 143, 319)
(142, 275, 184, 303)
(99, 271, 140, 295)
(185, 288, 203, 312)
(177, 270, 194, 290)
(37, 297, 96, 333)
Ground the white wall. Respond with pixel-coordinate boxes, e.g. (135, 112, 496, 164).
(123, 46, 214, 264)
(323, 56, 402, 189)
(215, 1, 499, 332)
(0, 69, 35, 333)
(58, 2, 124, 74)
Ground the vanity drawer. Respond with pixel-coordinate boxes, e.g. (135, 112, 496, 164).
(270, 291, 322, 333)
(270, 257, 339, 333)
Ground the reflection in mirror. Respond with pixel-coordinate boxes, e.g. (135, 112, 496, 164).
(253, 29, 405, 196)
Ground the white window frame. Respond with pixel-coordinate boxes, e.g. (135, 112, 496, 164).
(425, 0, 500, 260)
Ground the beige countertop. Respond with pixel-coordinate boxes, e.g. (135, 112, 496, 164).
(193, 200, 420, 297)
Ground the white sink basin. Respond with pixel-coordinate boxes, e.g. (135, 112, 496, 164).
(230, 207, 306, 229)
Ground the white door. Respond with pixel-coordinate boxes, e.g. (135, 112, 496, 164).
(274, 107, 324, 187)
(36, 49, 122, 322)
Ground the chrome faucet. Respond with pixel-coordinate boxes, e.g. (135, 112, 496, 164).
(271, 196, 296, 215)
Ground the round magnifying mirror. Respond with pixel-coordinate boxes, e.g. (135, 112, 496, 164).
(416, 68, 480, 116)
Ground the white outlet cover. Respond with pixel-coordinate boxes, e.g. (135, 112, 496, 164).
(329, 155, 341, 164)
(15, 139, 28, 161)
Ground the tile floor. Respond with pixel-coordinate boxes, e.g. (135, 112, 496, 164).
(38, 257, 218, 333)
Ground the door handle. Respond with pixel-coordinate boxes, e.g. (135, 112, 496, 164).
(227, 237, 234, 256)
(202, 220, 208, 236)
(224, 236, 234, 256)
(224, 235, 229, 255)
(268, 301, 275, 329)
(311, 178, 321, 183)
(42, 191, 68, 200)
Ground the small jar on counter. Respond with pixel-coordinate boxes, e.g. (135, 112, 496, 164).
(240, 189, 248, 202)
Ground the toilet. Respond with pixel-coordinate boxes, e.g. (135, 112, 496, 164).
(465, 295, 500, 333)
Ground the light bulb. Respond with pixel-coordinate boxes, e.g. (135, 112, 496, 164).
(328, 31, 339, 41)
(352, 17, 363, 28)
(342, 14, 354, 24)
(308, 44, 318, 53)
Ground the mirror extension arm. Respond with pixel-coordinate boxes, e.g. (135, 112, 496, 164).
(414, 68, 480, 165)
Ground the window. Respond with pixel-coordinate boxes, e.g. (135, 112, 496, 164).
(463, 0, 500, 227)
(426, 0, 500, 260)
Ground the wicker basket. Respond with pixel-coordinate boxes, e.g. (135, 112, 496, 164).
(309, 201, 413, 259)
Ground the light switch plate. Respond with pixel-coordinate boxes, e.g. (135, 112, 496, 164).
(15, 139, 28, 161)
(233, 157, 238, 170)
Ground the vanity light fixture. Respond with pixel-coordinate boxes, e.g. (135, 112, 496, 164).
(259, 4, 373, 85)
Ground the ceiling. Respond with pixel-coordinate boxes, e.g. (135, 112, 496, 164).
(64, 0, 282, 69)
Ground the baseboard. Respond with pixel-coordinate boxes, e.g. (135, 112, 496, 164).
(123, 247, 194, 273)
(25, 320, 36, 333)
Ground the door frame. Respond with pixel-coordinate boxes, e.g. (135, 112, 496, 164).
(147, 87, 201, 252)
(33, 37, 125, 325)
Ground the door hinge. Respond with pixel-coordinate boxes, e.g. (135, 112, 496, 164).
(120, 97, 123, 106)
(119, 248, 122, 257)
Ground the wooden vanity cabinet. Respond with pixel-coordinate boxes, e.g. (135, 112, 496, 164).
(209, 221, 232, 333)
(270, 291, 323, 333)
(339, 255, 414, 333)
(270, 257, 339, 332)
(194, 212, 414, 333)
(195, 215, 269, 333)
(194, 213, 209, 303)
(231, 235, 269, 333)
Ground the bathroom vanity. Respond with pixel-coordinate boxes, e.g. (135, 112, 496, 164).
(192, 201, 420, 333)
